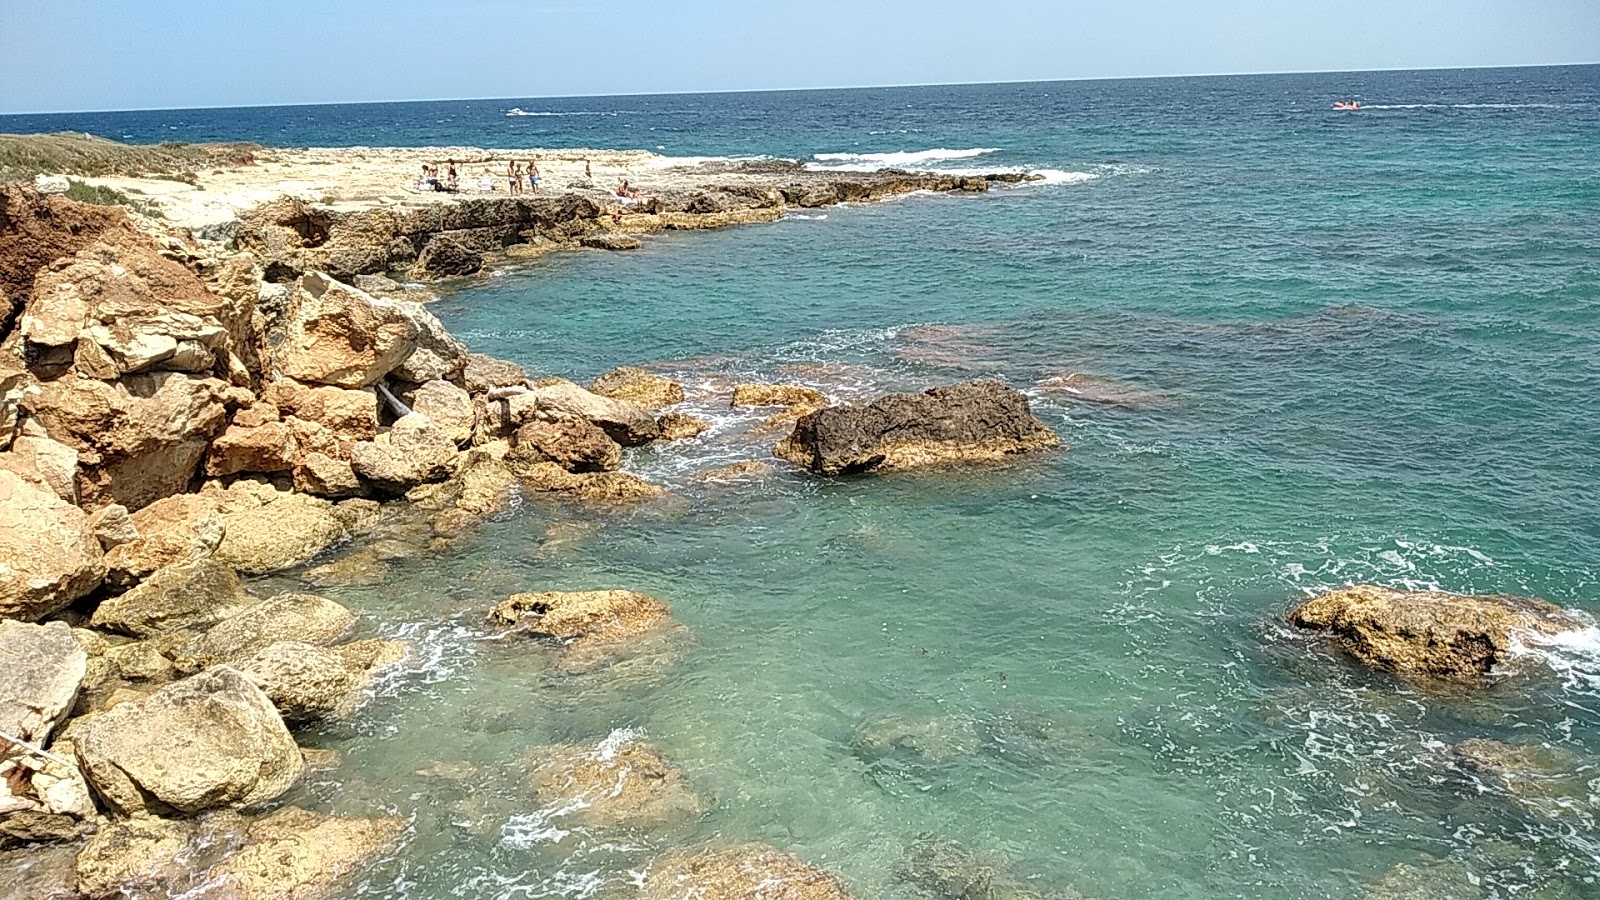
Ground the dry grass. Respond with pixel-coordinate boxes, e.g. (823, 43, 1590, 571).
(0, 132, 262, 182)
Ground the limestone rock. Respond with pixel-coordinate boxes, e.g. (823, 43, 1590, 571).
(411, 379, 474, 446)
(903, 834, 1083, 900)
(87, 502, 138, 549)
(210, 806, 406, 900)
(516, 461, 666, 502)
(183, 592, 357, 669)
(73, 666, 304, 815)
(525, 736, 702, 829)
(642, 843, 854, 900)
(657, 411, 711, 441)
(0, 620, 86, 744)
(451, 451, 519, 516)
(459, 353, 528, 394)
(0, 431, 79, 502)
(695, 460, 773, 483)
(232, 641, 368, 725)
(1287, 585, 1588, 680)
(774, 380, 1061, 476)
(214, 488, 360, 574)
(350, 413, 459, 494)
(0, 753, 96, 847)
(206, 420, 298, 476)
(579, 233, 643, 251)
(410, 235, 482, 280)
(329, 638, 411, 673)
(490, 589, 674, 657)
(101, 492, 224, 588)
(89, 558, 251, 637)
(274, 273, 419, 388)
(853, 714, 982, 763)
(294, 451, 364, 498)
(731, 383, 826, 409)
(510, 378, 659, 446)
(590, 366, 684, 409)
(73, 814, 199, 899)
(510, 416, 622, 473)
(263, 378, 379, 445)
(0, 470, 105, 621)
(391, 301, 469, 384)
(105, 640, 175, 683)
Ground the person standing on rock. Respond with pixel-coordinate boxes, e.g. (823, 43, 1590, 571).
(507, 160, 522, 195)
(584, 159, 592, 182)
(528, 158, 540, 194)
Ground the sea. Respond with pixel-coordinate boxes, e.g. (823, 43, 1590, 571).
(6, 65, 1600, 898)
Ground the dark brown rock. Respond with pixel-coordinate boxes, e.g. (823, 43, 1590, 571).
(410, 235, 482, 280)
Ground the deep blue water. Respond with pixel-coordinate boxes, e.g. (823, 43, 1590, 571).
(12, 67, 1600, 899)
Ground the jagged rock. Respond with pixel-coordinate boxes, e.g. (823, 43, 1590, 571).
(774, 380, 1061, 475)
(182, 592, 356, 669)
(459, 353, 528, 394)
(293, 451, 364, 498)
(73, 814, 200, 898)
(0, 470, 105, 621)
(731, 382, 826, 409)
(101, 492, 224, 588)
(1287, 585, 1588, 680)
(73, 666, 304, 815)
(210, 806, 406, 900)
(0, 430, 79, 502)
(525, 736, 703, 829)
(26, 371, 230, 511)
(89, 558, 251, 637)
(87, 503, 137, 549)
(205, 420, 298, 476)
(580, 233, 643, 251)
(410, 235, 482, 279)
(232, 641, 369, 724)
(516, 461, 666, 502)
(489, 589, 675, 660)
(410, 379, 474, 446)
(657, 411, 710, 441)
(0, 356, 28, 452)
(510, 416, 622, 473)
(509, 378, 659, 446)
(392, 301, 469, 384)
(0, 747, 96, 847)
(0, 621, 85, 745)
(105, 640, 174, 682)
(590, 366, 684, 409)
(350, 413, 459, 494)
(263, 378, 379, 445)
(213, 487, 367, 574)
(642, 843, 854, 900)
(274, 273, 418, 388)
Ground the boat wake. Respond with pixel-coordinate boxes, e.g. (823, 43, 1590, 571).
(807, 147, 1002, 170)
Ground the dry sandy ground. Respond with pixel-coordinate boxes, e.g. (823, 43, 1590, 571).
(79, 146, 739, 231)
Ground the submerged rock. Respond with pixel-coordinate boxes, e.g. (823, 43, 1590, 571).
(0, 842, 78, 899)
(694, 460, 774, 483)
(525, 735, 703, 829)
(490, 589, 674, 653)
(1453, 738, 1596, 820)
(903, 834, 1085, 900)
(210, 806, 405, 900)
(853, 714, 983, 763)
(642, 843, 854, 900)
(73, 667, 304, 815)
(590, 366, 684, 409)
(775, 380, 1060, 476)
(1363, 856, 1487, 900)
(731, 383, 827, 409)
(1034, 372, 1167, 407)
(1287, 585, 1588, 680)
(657, 411, 711, 441)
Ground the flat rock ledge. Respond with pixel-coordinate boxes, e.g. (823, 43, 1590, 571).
(774, 379, 1060, 476)
(1287, 584, 1589, 681)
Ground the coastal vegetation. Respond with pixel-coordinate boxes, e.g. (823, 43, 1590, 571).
(0, 132, 259, 182)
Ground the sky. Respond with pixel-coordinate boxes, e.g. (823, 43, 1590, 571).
(2, 0, 1597, 114)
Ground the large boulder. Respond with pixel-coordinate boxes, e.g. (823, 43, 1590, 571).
(510, 416, 621, 473)
(902, 834, 1083, 900)
(0, 620, 86, 744)
(410, 235, 482, 280)
(525, 736, 702, 829)
(232, 641, 371, 725)
(0, 470, 105, 621)
(774, 380, 1061, 475)
(213, 485, 375, 574)
(72, 666, 304, 815)
(273, 273, 418, 388)
(459, 353, 528, 394)
(209, 806, 406, 900)
(25, 372, 230, 510)
(262, 378, 379, 445)
(73, 814, 201, 899)
(509, 379, 659, 446)
(0, 430, 80, 502)
(101, 492, 225, 588)
(410, 379, 474, 446)
(391, 302, 469, 384)
(642, 843, 854, 900)
(88, 558, 252, 637)
(205, 420, 298, 477)
(1287, 585, 1589, 680)
(590, 366, 684, 409)
(350, 413, 459, 494)
(657, 412, 710, 441)
(181, 592, 357, 669)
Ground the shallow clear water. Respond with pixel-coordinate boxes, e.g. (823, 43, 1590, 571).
(15, 67, 1600, 897)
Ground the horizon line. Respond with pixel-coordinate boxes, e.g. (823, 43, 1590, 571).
(1, 60, 1595, 117)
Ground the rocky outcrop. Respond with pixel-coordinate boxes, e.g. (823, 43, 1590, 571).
(774, 380, 1061, 475)
(0, 469, 105, 621)
(642, 843, 854, 900)
(410, 235, 482, 279)
(510, 378, 659, 446)
(1287, 585, 1588, 680)
(579, 233, 643, 251)
(657, 411, 710, 441)
(232, 640, 378, 725)
(525, 736, 702, 829)
(72, 666, 303, 815)
(88, 557, 251, 637)
(590, 366, 684, 409)
(100, 492, 224, 588)
(350, 413, 459, 495)
(490, 589, 674, 650)
(515, 461, 666, 503)
(209, 806, 406, 900)
(274, 273, 418, 388)
(731, 383, 826, 409)
(181, 592, 357, 669)
(510, 417, 622, 473)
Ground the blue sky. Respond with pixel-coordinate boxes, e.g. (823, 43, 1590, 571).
(2, 0, 1596, 113)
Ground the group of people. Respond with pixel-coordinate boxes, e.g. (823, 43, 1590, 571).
(413, 157, 652, 205)
(417, 160, 460, 192)
(505, 159, 541, 195)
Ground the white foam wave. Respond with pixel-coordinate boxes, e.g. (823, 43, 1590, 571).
(810, 147, 1002, 168)
(505, 108, 625, 117)
(1509, 624, 1600, 693)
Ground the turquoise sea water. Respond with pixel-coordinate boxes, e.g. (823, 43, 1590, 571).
(11, 67, 1600, 897)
